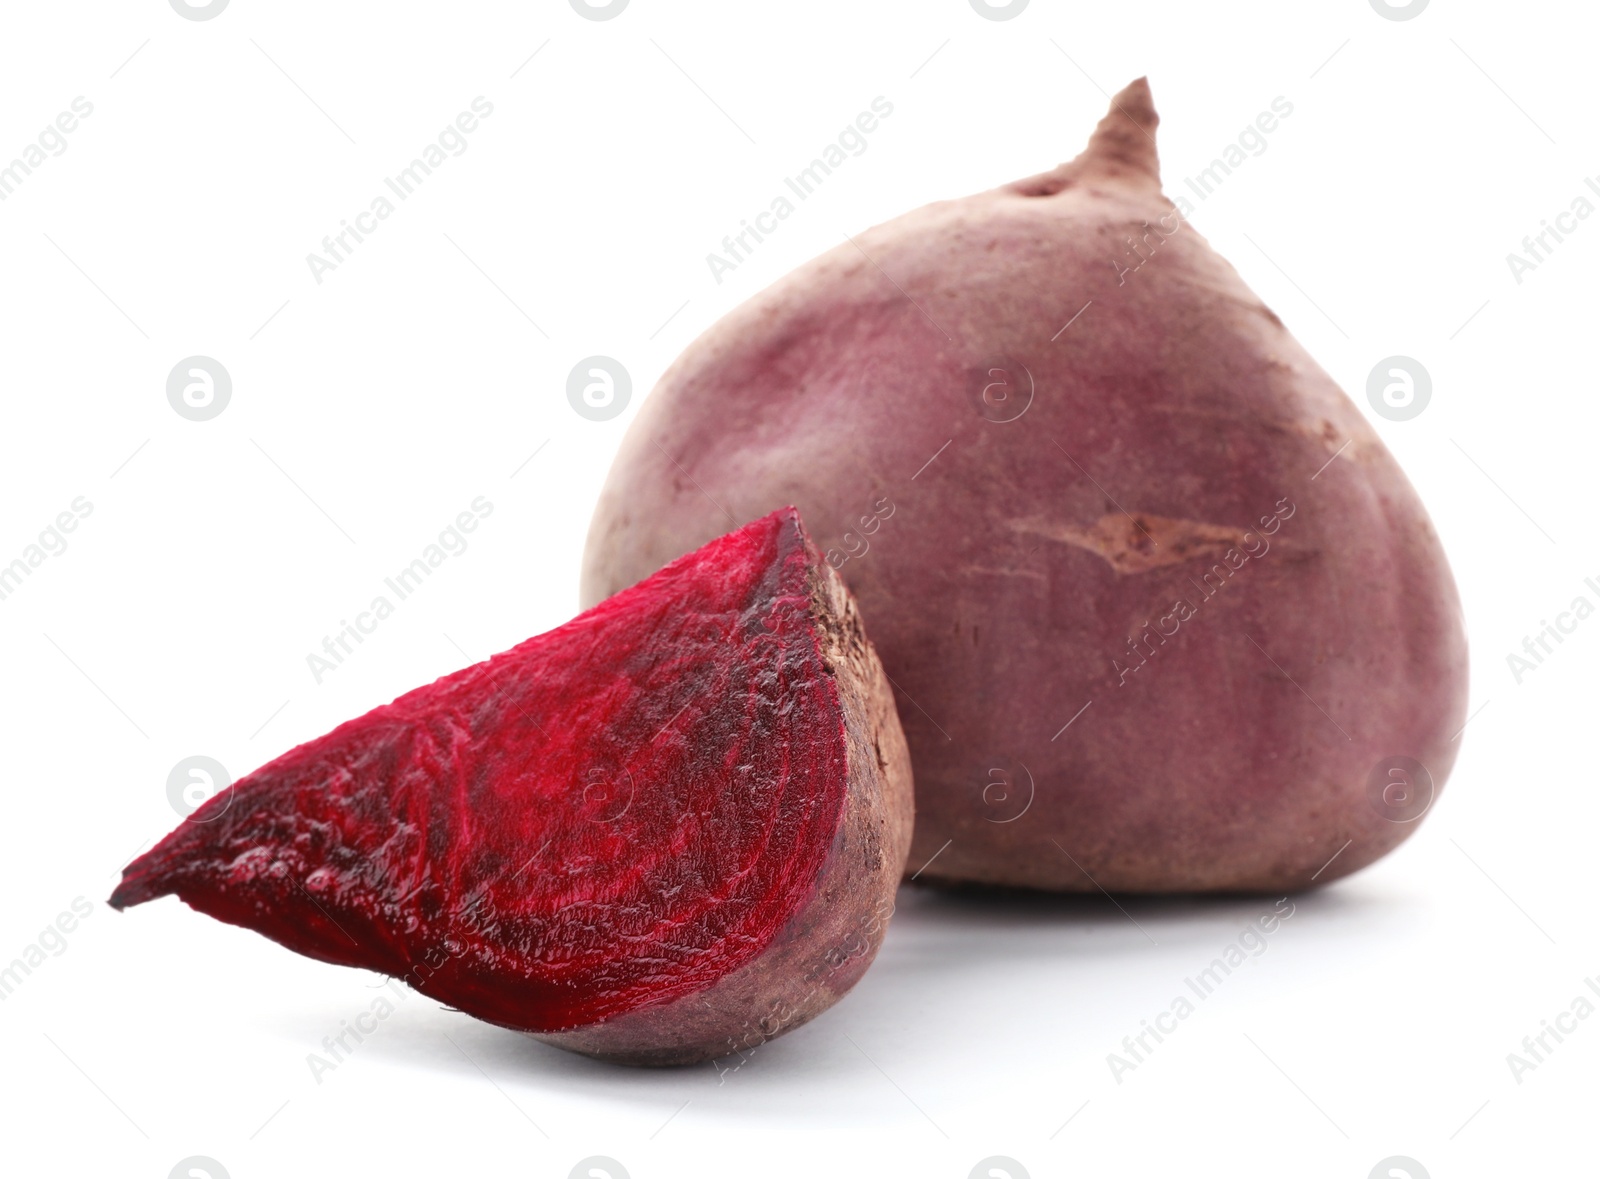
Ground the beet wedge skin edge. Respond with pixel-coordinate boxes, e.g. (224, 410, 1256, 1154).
(112, 507, 913, 1066)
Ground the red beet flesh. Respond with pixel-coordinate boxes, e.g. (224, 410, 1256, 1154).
(111, 507, 913, 1064)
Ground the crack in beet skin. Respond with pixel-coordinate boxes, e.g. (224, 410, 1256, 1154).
(111, 509, 851, 1033)
(1009, 511, 1250, 575)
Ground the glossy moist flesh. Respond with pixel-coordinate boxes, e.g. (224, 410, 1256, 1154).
(112, 507, 913, 1064)
(580, 80, 1469, 893)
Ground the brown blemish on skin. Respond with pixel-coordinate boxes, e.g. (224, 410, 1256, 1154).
(1294, 420, 1379, 468)
(1010, 512, 1250, 574)
(957, 564, 1048, 581)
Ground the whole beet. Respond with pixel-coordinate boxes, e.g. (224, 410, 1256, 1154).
(582, 79, 1468, 892)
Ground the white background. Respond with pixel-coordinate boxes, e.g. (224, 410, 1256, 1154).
(0, 1, 1593, 1176)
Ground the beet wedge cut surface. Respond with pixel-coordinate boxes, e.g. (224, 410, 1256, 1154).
(112, 507, 913, 1065)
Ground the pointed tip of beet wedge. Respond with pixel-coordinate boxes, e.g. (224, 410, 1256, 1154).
(111, 505, 913, 1064)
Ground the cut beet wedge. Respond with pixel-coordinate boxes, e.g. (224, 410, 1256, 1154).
(112, 507, 913, 1065)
